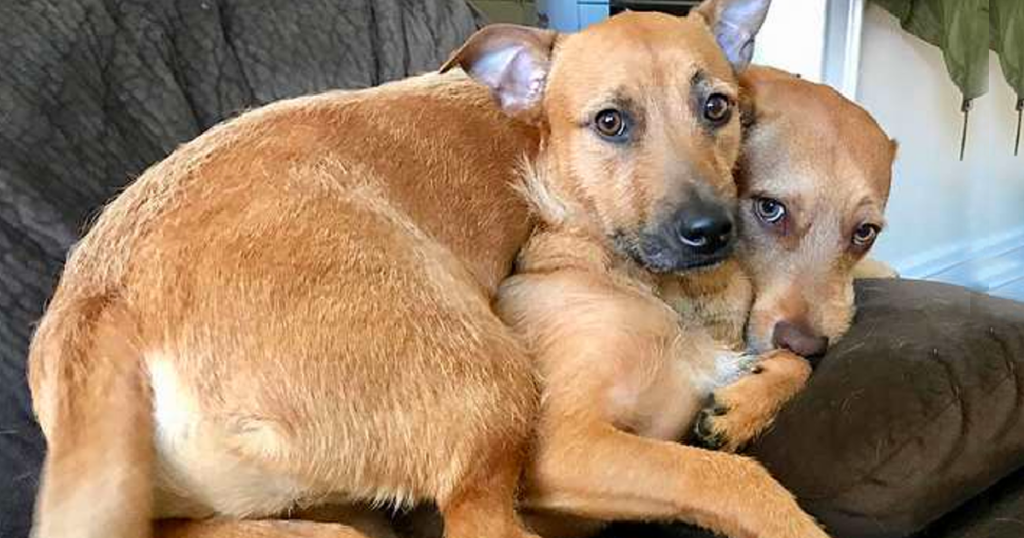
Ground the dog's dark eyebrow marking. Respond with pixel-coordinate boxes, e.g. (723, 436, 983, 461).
(591, 86, 636, 110)
(691, 69, 708, 89)
(690, 69, 736, 97)
(608, 92, 640, 114)
(690, 70, 725, 136)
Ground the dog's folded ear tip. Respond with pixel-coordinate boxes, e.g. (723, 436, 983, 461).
(445, 24, 557, 116)
(438, 56, 458, 74)
(695, 0, 773, 72)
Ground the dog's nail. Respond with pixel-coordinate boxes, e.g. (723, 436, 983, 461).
(701, 430, 725, 450)
(692, 412, 727, 450)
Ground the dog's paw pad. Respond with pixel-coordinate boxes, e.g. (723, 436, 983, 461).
(692, 400, 730, 450)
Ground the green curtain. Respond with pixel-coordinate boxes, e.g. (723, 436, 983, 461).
(873, 0, 989, 101)
(991, 0, 1024, 154)
(871, 0, 1023, 157)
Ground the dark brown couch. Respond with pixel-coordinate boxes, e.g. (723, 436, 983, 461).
(2, 2, 1023, 538)
(604, 278, 1024, 538)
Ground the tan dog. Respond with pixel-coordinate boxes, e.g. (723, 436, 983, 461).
(472, 8, 827, 538)
(148, 66, 897, 538)
(685, 66, 896, 451)
(434, 0, 832, 536)
(30, 72, 541, 538)
(151, 67, 897, 538)
(492, 66, 895, 538)
(26, 3, 812, 538)
(735, 68, 896, 356)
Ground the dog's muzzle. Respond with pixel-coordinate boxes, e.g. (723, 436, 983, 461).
(630, 196, 736, 273)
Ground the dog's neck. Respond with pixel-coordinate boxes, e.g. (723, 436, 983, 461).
(515, 224, 661, 293)
(659, 261, 752, 349)
(512, 148, 656, 286)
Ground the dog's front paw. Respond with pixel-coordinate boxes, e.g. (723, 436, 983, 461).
(692, 350, 812, 452)
(692, 395, 731, 450)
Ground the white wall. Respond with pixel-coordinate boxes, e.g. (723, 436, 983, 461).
(856, 5, 1024, 277)
(752, 0, 827, 82)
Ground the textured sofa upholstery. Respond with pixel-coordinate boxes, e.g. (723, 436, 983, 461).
(604, 279, 1024, 537)
(0, 2, 482, 536)
(2, 3, 1023, 538)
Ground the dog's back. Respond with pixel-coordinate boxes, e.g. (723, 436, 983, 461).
(40, 72, 537, 307)
(28, 71, 544, 538)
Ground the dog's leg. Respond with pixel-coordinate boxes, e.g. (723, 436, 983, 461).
(443, 452, 537, 538)
(693, 350, 811, 452)
(524, 422, 827, 538)
(156, 519, 373, 538)
(291, 505, 401, 538)
(29, 298, 153, 538)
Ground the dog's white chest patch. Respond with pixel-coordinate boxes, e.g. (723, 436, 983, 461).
(706, 350, 758, 389)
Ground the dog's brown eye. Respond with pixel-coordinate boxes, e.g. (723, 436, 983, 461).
(594, 109, 627, 140)
(754, 197, 786, 224)
(853, 224, 880, 247)
(704, 93, 732, 124)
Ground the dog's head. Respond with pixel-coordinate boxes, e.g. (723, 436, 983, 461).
(737, 67, 896, 357)
(442, 0, 772, 273)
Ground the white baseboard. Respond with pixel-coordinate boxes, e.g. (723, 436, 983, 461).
(891, 225, 1024, 285)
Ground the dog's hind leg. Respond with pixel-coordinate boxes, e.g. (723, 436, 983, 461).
(156, 519, 375, 538)
(442, 447, 535, 538)
(29, 297, 153, 538)
(148, 188, 542, 538)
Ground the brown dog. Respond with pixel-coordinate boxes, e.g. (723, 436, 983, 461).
(151, 68, 897, 538)
(687, 66, 896, 451)
(470, 7, 828, 537)
(26, 2, 810, 538)
(492, 66, 894, 538)
(30, 72, 541, 538)
(148, 65, 897, 538)
(737, 68, 896, 355)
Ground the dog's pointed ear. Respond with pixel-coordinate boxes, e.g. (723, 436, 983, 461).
(694, 0, 772, 72)
(440, 24, 558, 119)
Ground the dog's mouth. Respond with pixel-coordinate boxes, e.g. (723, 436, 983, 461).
(613, 232, 733, 274)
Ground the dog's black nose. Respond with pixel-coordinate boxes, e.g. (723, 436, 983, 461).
(676, 209, 733, 255)
(772, 320, 829, 358)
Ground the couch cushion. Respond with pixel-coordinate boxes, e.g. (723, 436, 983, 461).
(752, 278, 1024, 537)
(918, 463, 1024, 538)
(604, 278, 1024, 538)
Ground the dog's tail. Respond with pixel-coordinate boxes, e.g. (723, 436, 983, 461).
(28, 294, 153, 538)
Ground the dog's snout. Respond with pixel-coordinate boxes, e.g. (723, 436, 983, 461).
(772, 320, 829, 358)
(676, 206, 734, 256)
(631, 191, 737, 273)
